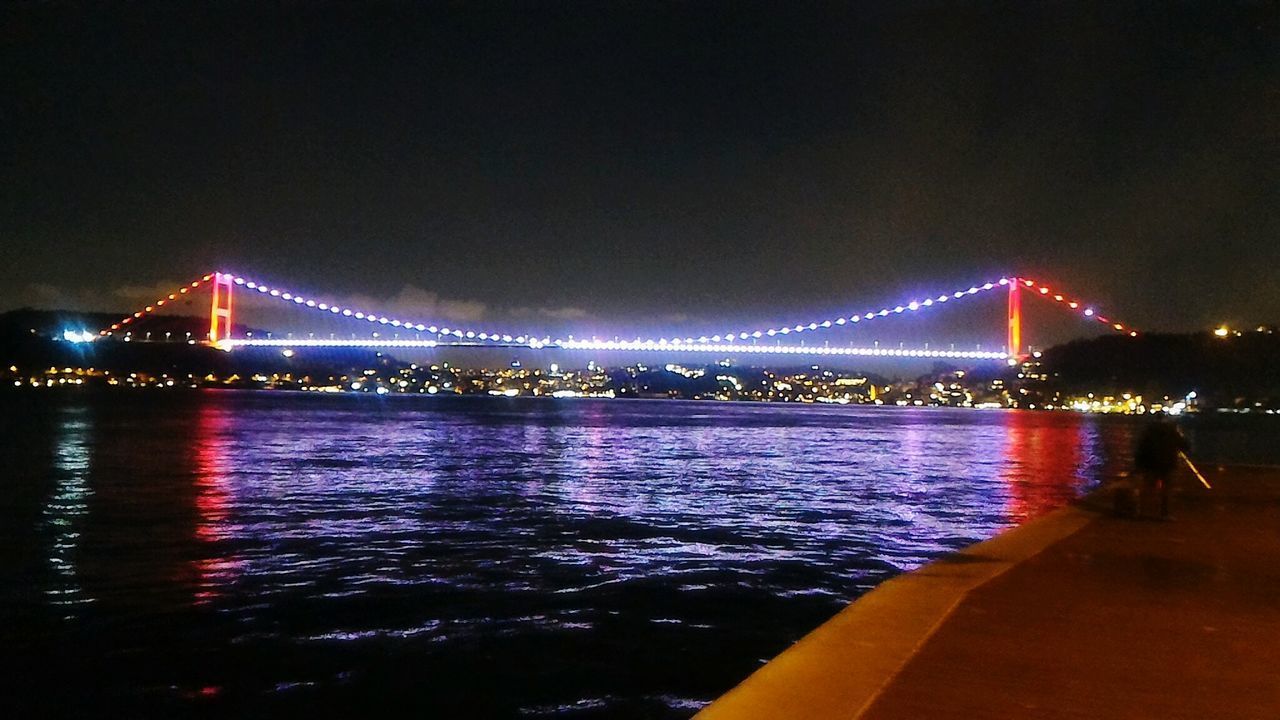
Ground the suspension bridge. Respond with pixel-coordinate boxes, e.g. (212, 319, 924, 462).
(91, 271, 1137, 362)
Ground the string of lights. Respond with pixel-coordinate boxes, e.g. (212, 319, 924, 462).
(220, 336, 1008, 359)
(98, 270, 1136, 349)
(99, 274, 215, 336)
(207, 271, 1017, 347)
(1017, 277, 1138, 336)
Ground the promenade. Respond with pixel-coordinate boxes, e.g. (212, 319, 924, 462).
(698, 465, 1280, 720)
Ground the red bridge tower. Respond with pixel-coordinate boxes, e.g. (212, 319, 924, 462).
(209, 272, 234, 343)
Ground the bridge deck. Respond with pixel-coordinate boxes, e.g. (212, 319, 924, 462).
(697, 465, 1280, 719)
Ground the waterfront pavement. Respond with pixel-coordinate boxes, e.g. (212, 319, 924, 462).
(697, 465, 1280, 720)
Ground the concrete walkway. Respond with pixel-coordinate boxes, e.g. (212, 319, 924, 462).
(697, 466, 1280, 720)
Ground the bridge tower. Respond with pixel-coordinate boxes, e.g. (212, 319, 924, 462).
(1007, 277, 1022, 359)
(209, 272, 234, 343)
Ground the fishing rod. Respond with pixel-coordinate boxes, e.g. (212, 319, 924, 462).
(1179, 451, 1212, 489)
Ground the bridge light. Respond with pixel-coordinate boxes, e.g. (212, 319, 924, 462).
(1039, 287, 1049, 294)
(233, 277, 245, 285)
(907, 302, 918, 311)
(850, 316, 859, 323)
(982, 283, 993, 290)
(307, 300, 318, 307)
(1068, 302, 1078, 308)
(245, 282, 256, 289)
(270, 290, 280, 296)
(1083, 308, 1094, 316)
(282, 293, 292, 300)
(293, 297, 304, 304)
(999, 278, 1010, 285)
(922, 299, 933, 306)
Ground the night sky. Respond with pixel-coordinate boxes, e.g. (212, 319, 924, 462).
(4, 1, 1277, 341)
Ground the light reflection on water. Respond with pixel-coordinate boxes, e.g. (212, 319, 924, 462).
(4, 392, 1137, 717)
(44, 407, 94, 616)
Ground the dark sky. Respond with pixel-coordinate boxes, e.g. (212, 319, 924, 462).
(3, 1, 1277, 341)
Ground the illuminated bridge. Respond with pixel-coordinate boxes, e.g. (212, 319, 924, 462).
(92, 271, 1137, 362)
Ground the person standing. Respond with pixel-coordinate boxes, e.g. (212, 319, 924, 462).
(1133, 418, 1189, 519)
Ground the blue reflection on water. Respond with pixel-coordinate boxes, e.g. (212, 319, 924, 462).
(12, 393, 1135, 717)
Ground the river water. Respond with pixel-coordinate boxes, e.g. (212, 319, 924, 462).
(1, 391, 1271, 717)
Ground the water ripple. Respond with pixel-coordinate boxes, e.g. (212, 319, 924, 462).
(2, 393, 1148, 717)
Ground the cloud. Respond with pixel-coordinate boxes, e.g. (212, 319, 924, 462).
(1, 278, 221, 316)
(339, 285, 488, 323)
(111, 281, 195, 305)
(11, 282, 129, 312)
(508, 304, 595, 322)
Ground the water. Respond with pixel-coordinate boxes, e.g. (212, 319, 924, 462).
(1, 391, 1269, 717)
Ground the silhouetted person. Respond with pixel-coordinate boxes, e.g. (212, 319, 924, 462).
(1134, 419, 1189, 519)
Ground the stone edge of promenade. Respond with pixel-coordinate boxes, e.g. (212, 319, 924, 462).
(695, 493, 1101, 719)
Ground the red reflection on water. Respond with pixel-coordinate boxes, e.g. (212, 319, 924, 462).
(1000, 411, 1089, 521)
(192, 395, 239, 604)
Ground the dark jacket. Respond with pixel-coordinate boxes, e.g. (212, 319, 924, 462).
(1134, 422, 1188, 475)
